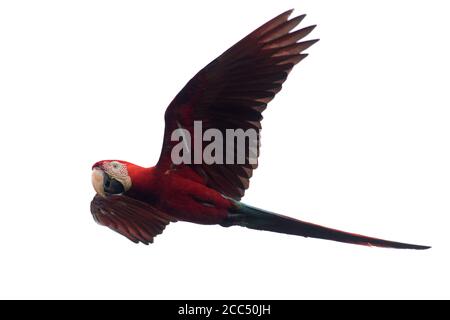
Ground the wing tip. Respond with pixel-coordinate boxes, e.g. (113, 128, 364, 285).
(292, 13, 306, 22)
(268, 9, 294, 24)
(284, 8, 295, 17)
(304, 38, 320, 47)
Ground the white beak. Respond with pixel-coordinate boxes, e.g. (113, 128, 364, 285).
(92, 168, 106, 197)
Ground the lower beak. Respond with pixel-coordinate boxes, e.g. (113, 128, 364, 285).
(92, 168, 107, 197)
(91, 168, 125, 197)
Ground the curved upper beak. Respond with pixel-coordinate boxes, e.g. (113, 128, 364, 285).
(91, 168, 125, 197)
(92, 168, 107, 197)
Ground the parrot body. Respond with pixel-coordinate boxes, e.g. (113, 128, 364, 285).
(90, 10, 429, 249)
(99, 163, 231, 224)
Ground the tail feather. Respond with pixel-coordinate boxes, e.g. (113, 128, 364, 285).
(222, 202, 430, 250)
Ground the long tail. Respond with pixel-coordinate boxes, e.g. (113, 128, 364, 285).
(221, 202, 430, 250)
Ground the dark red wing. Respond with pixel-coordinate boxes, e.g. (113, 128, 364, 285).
(157, 9, 318, 200)
(90, 194, 177, 244)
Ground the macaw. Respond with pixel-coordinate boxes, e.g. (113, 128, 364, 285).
(91, 9, 429, 249)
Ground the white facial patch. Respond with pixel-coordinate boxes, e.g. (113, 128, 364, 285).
(103, 161, 132, 191)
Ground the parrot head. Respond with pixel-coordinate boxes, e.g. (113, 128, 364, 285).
(91, 160, 134, 197)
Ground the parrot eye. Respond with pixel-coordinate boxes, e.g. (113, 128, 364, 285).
(110, 161, 121, 170)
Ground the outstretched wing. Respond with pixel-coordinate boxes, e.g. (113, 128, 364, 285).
(157, 9, 318, 200)
(90, 194, 177, 244)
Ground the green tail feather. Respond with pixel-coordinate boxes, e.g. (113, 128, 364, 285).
(221, 201, 430, 250)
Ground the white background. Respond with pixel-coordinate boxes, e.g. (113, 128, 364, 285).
(0, 0, 449, 299)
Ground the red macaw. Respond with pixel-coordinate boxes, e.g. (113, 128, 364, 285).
(91, 9, 429, 249)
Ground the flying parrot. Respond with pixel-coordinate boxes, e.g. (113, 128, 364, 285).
(91, 9, 429, 249)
